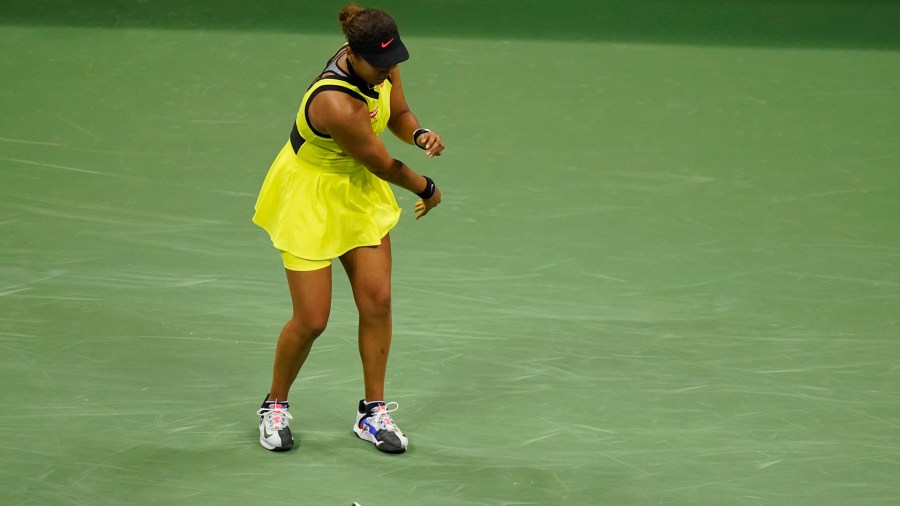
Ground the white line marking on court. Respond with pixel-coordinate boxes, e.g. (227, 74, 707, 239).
(55, 114, 100, 140)
(755, 459, 783, 470)
(0, 137, 67, 146)
(518, 430, 561, 446)
(2, 157, 103, 174)
(169, 425, 201, 433)
(572, 424, 615, 434)
(0, 287, 30, 297)
(599, 452, 650, 475)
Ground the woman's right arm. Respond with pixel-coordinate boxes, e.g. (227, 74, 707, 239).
(309, 91, 426, 193)
(308, 91, 441, 217)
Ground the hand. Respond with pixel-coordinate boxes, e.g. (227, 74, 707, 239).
(415, 131, 445, 158)
(414, 186, 442, 220)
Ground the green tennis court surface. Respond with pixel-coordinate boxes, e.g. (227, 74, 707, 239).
(2, 1, 899, 504)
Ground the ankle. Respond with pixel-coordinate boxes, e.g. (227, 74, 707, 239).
(263, 394, 289, 409)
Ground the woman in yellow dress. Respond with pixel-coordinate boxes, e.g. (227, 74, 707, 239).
(252, 3, 444, 454)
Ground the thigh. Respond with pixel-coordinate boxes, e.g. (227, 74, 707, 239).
(284, 265, 334, 324)
(339, 235, 392, 309)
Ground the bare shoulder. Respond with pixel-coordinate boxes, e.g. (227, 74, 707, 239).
(308, 89, 369, 135)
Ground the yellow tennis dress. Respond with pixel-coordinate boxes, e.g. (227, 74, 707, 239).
(252, 48, 401, 263)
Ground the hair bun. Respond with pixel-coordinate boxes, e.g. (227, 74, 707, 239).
(339, 3, 364, 35)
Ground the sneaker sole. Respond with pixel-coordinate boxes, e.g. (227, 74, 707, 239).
(259, 436, 293, 452)
(353, 426, 407, 454)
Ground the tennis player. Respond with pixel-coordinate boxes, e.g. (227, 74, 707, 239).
(252, 3, 443, 453)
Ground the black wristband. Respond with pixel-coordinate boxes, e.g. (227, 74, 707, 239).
(416, 176, 436, 199)
(413, 128, 431, 150)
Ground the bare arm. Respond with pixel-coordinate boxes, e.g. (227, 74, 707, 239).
(387, 67, 444, 158)
(307, 88, 441, 218)
(309, 89, 426, 194)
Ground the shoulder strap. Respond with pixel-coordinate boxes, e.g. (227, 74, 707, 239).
(301, 80, 368, 139)
(309, 46, 380, 100)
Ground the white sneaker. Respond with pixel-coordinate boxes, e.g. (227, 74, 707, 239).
(353, 400, 408, 454)
(257, 398, 294, 451)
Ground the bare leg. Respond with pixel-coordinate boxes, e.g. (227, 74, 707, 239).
(339, 235, 393, 401)
(268, 266, 333, 402)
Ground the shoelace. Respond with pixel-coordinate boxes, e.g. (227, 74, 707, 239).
(367, 401, 401, 432)
(257, 404, 293, 430)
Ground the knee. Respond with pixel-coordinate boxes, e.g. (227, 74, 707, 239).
(287, 314, 329, 340)
(304, 315, 329, 338)
(359, 288, 392, 318)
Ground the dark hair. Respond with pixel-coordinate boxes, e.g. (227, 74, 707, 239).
(339, 3, 399, 45)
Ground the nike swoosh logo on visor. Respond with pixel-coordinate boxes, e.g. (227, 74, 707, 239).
(381, 38, 395, 48)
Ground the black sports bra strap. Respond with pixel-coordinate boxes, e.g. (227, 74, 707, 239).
(289, 122, 306, 153)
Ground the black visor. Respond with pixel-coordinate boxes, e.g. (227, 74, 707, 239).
(349, 32, 409, 67)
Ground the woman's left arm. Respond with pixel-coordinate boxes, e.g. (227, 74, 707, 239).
(387, 67, 445, 158)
